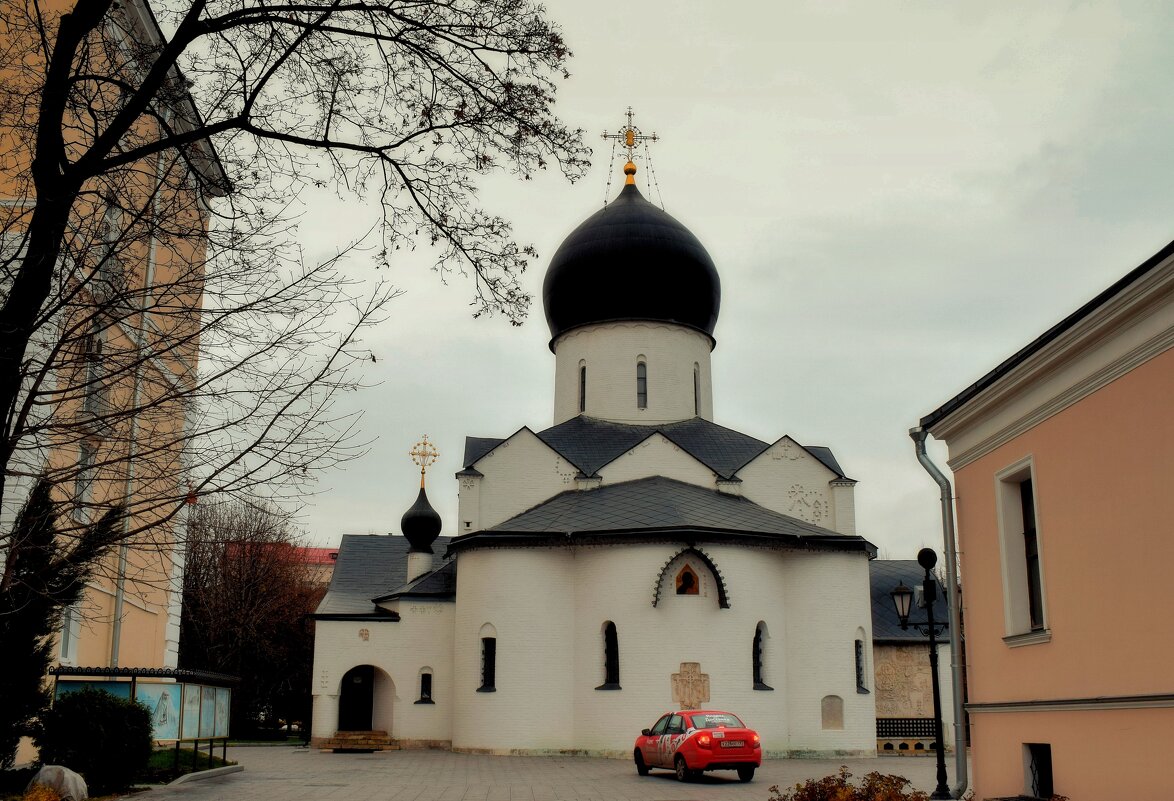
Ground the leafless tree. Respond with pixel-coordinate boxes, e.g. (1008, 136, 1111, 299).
(178, 499, 321, 734)
(0, 0, 589, 592)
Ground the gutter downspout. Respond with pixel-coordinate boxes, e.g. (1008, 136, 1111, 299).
(910, 427, 967, 799)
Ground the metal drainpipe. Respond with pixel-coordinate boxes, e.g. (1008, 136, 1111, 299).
(910, 427, 968, 799)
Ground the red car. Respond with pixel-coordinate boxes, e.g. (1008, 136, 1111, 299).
(633, 709, 761, 782)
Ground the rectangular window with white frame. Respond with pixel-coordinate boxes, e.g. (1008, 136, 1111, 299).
(996, 457, 1049, 644)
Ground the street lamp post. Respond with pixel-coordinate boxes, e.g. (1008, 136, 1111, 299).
(890, 547, 951, 800)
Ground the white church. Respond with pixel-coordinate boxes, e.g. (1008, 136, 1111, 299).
(310, 155, 879, 759)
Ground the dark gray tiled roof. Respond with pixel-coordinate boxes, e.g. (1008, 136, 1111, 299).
(870, 560, 950, 642)
(462, 417, 848, 481)
(374, 559, 456, 601)
(807, 446, 848, 479)
(484, 475, 858, 541)
(463, 436, 504, 466)
(314, 534, 452, 616)
(536, 416, 766, 478)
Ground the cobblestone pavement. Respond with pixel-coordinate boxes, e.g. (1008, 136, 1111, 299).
(144, 746, 964, 801)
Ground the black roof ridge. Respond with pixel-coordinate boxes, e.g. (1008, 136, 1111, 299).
(447, 526, 876, 558)
(921, 236, 1174, 430)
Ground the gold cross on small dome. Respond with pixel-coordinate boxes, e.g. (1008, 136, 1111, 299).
(602, 107, 658, 185)
(409, 435, 439, 487)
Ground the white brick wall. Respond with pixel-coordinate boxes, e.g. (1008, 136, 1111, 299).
(464, 428, 579, 530)
(313, 544, 875, 758)
(738, 438, 851, 534)
(311, 598, 455, 742)
(552, 322, 713, 425)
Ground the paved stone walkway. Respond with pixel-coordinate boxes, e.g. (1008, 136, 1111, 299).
(144, 746, 963, 801)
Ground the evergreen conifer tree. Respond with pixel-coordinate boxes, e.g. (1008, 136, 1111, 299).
(0, 480, 121, 767)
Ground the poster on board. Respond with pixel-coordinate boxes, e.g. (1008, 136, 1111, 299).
(199, 686, 216, 737)
(54, 680, 131, 699)
(135, 683, 181, 741)
(214, 687, 230, 738)
(181, 683, 201, 739)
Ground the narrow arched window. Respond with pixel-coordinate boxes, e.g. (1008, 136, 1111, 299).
(693, 364, 700, 416)
(597, 621, 621, 690)
(578, 363, 586, 413)
(636, 361, 647, 409)
(416, 667, 435, 704)
(753, 622, 773, 690)
(478, 623, 497, 692)
(855, 628, 870, 694)
(479, 638, 496, 691)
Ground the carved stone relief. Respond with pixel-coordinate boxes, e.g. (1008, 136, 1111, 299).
(786, 484, 828, 524)
(772, 439, 804, 461)
(671, 663, 710, 710)
(874, 645, 934, 717)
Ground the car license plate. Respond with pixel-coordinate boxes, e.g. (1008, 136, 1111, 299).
(720, 740, 744, 748)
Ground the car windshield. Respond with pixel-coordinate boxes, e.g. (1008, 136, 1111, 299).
(690, 713, 743, 729)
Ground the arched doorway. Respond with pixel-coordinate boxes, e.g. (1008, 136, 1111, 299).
(338, 665, 374, 730)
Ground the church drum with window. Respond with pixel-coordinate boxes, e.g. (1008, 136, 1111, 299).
(310, 154, 878, 758)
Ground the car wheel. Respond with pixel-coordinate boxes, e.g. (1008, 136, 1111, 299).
(634, 750, 649, 776)
(737, 766, 755, 783)
(674, 755, 691, 782)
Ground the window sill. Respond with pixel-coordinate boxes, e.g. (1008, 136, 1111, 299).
(476, 686, 496, 693)
(414, 698, 435, 705)
(595, 683, 622, 691)
(753, 682, 774, 691)
(1003, 629, 1051, 648)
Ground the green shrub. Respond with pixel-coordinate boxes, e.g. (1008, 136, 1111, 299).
(769, 766, 930, 801)
(34, 688, 152, 793)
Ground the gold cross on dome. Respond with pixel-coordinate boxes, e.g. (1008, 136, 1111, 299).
(409, 435, 439, 487)
(602, 106, 658, 184)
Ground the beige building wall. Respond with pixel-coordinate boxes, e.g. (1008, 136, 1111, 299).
(927, 254, 1174, 800)
(2, 0, 220, 762)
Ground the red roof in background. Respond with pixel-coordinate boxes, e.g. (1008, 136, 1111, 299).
(298, 547, 339, 565)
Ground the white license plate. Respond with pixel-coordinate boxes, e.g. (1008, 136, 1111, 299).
(720, 740, 745, 748)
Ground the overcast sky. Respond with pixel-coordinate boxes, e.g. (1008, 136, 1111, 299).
(289, 1, 1174, 558)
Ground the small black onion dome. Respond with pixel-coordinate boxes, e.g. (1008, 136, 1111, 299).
(400, 486, 441, 553)
(542, 182, 721, 350)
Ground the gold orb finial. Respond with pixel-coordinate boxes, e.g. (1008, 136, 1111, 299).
(624, 161, 637, 185)
(409, 435, 439, 488)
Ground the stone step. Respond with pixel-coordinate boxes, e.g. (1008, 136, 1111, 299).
(317, 730, 399, 752)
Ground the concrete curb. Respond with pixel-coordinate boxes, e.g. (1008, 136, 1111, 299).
(167, 765, 243, 785)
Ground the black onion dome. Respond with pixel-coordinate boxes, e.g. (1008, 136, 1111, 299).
(542, 182, 720, 350)
(400, 486, 442, 553)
